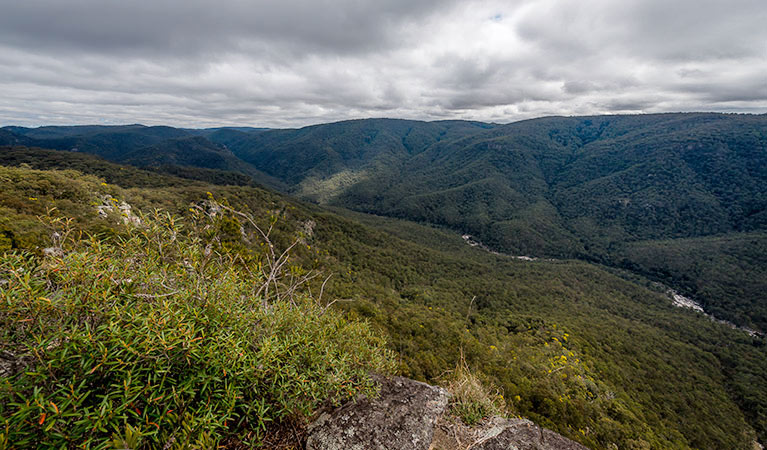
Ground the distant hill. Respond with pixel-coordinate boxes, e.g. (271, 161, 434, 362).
(0, 128, 35, 146)
(332, 114, 767, 251)
(4, 124, 146, 139)
(187, 126, 270, 136)
(224, 118, 494, 199)
(0, 124, 283, 189)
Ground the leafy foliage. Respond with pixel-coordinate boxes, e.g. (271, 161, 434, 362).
(0, 205, 394, 448)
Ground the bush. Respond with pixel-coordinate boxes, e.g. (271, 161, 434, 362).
(0, 207, 395, 448)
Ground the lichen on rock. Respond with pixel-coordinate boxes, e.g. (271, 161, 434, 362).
(307, 375, 449, 450)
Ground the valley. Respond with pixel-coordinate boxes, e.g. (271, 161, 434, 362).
(1, 112, 766, 449)
(8, 112, 764, 332)
(463, 229, 764, 338)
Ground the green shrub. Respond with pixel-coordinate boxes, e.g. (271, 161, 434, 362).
(0, 208, 395, 448)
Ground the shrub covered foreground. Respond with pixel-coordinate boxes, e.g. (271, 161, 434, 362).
(0, 208, 395, 448)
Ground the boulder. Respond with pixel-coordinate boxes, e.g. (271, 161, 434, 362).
(306, 375, 449, 450)
(471, 417, 589, 450)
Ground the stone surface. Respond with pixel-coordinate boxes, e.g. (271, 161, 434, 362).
(471, 417, 589, 450)
(306, 375, 449, 450)
(0, 350, 32, 378)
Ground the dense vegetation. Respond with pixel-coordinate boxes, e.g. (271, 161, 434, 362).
(0, 154, 765, 449)
(328, 114, 767, 332)
(0, 178, 394, 448)
(616, 233, 767, 332)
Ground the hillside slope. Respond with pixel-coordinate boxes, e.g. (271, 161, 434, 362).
(222, 118, 494, 202)
(336, 114, 767, 249)
(0, 125, 283, 189)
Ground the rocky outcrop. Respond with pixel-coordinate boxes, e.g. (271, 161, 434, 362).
(95, 194, 141, 225)
(306, 376, 589, 450)
(307, 376, 449, 450)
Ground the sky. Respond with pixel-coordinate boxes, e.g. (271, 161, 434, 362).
(1, 0, 766, 128)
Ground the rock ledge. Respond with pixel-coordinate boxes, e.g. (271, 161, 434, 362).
(307, 376, 588, 450)
(307, 375, 448, 450)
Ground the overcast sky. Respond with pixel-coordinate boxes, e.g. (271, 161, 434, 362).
(1, 0, 765, 128)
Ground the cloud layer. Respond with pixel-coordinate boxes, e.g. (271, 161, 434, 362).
(1, 0, 765, 127)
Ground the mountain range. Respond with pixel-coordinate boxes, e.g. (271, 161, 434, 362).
(3, 112, 766, 332)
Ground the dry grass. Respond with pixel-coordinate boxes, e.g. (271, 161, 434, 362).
(443, 358, 506, 426)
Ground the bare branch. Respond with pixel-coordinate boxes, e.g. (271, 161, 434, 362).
(319, 273, 333, 303)
(320, 297, 354, 315)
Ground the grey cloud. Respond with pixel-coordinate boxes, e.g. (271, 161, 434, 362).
(0, 0, 454, 57)
(603, 97, 664, 112)
(0, 0, 765, 128)
(562, 81, 598, 95)
(515, 0, 767, 63)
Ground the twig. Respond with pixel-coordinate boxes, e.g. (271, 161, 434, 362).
(133, 290, 179, 299)
(320, 298, 354, 315)
(465, 296, 476, 324)
(318, 273, 333, 303)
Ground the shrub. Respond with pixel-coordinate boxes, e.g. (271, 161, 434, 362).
(0, 207, 395, 448)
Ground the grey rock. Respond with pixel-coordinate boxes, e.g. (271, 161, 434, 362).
(94, 194, 141, 225)
(471, 417, 589, 450)
(118, 201, 141, 225)
(0, 350, 32, 378)
(307, 375, 449, 450)
(96, 204, 112, 218)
